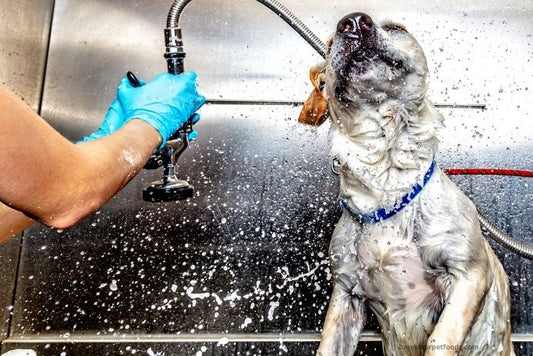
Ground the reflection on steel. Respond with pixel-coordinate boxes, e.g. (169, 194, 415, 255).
(433, 103, 487, 110)
(167, 0, 326, 58)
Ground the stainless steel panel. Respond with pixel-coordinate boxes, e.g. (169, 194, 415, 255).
(41, 0, 532, 152)
(6, 0, 533, 353)
(11, 104, 342, 335)
(0, 0, 54, 341)
(0, 0, 54, 111)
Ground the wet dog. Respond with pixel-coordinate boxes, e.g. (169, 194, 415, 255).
(299, 12, 514, 356)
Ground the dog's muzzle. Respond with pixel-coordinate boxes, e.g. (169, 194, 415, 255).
(334, 12, 378, 63)
(337, 13, 375, 49)
(331, 12, 379, 100)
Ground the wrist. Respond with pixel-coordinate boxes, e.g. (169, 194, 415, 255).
(125, 119, 163, 151)
(128, 112, 184, 149)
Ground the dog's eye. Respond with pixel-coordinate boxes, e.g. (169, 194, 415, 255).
(382, 23, 407, 33)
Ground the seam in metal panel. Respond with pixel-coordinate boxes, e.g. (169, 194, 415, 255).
(206, 100, 486, 110)
(4, 332, 533, 344)
(37, 0, 56, 116)
(6, 0, 56, 341)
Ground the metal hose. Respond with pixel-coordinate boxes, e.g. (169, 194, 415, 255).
(165, 0, 532, 260)
(166, 0, 190, 28)
(478, 212, 533, 259)
(166, 0, 326, 58)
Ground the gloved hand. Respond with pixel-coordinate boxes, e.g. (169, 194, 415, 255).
(79, 98, 125, 142)
(117, 71, 206, 149)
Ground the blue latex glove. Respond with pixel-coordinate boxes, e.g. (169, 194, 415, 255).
(187, 113, 201, 141)
(79, 98, 125, 142)
(118, 72, 206, 149)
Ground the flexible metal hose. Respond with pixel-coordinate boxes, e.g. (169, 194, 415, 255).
(478, 212, 533, 259)
(166, 0, 190, 28)
(167, 0, 326, 58)
(165, 0, 532, 260)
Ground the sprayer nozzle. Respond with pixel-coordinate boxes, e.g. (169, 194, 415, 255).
(143, 178, 194, 202)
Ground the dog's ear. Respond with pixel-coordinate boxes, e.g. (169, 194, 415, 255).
(298, 63, 328, 126)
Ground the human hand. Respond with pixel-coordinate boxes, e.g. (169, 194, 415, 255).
(117, 72, 206, 149)
(79, 98, 125, 142)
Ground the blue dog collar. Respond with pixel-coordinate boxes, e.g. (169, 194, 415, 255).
(339, 161, 436, 224)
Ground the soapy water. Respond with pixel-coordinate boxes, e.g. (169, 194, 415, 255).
(177, 256, 331, 335)
(147, 348, 164, 356)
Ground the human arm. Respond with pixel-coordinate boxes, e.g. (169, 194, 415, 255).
(0, 72, 204, 239)
(0, 203, 35, 243)
(0, 83, 161, 231)
(0, 116, 159, 240)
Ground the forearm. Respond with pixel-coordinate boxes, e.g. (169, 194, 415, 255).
(0, 82, 161, 230)
(0, 119, 159, 234)
(0, 203, 35, 243)
(42, 119, 161, 228)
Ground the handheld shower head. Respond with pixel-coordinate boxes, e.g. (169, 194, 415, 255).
(140, 1, 195, 203)
(142, 0, 326, 203)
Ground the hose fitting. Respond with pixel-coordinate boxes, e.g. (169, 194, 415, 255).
(164, 27, 184, 53)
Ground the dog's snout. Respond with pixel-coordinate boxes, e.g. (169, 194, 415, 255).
(337, 12, 375, 38)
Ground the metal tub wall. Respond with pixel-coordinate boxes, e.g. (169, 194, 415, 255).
(0, 0, 531, 355)
(0, 0, 55, 341)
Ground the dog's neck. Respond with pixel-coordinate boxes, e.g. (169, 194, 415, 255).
(329, 98, 443, 214)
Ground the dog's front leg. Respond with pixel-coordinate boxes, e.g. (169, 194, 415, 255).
(425, 267, 488, 356)
(317, 284, 366, 356)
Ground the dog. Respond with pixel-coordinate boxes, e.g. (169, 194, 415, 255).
(298, 12, 514, 356)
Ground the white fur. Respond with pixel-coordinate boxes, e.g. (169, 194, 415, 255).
(312, 14, 514, 356)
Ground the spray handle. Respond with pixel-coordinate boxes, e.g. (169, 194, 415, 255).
(127, 68, 191, 169)
(126, 71, 143, 88)
(125, 71, 164, 169)
(164, 49, 193, 144)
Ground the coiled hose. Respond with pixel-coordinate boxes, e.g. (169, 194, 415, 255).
(165, 0, 532, 259)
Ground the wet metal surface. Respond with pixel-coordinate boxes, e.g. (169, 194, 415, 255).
(0, 0, 55, 341)
(0, 0, 53, 110)
(11, 107, 340, 335)
(0, 238, 19, 340)
(1, 341, 384, 356)
(0, 0, 532, 354)
(8, 106, 533, 355)
(0, 0, 54, 110)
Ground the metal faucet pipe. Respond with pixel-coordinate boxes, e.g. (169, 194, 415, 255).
(164, 0, 532, 259)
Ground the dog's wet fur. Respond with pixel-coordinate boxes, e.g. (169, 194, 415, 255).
(299, 12, 514, 356)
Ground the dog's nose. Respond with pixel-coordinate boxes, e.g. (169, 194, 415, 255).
(337, 12, 375, 38)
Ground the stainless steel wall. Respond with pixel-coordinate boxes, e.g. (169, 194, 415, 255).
(0, 0, 531, 354)
(0, 0, 55, 341)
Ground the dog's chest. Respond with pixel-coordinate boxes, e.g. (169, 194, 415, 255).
(332, 215, 437, 313)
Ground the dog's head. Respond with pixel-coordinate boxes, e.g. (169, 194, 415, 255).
(299, 12, 429, 126)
